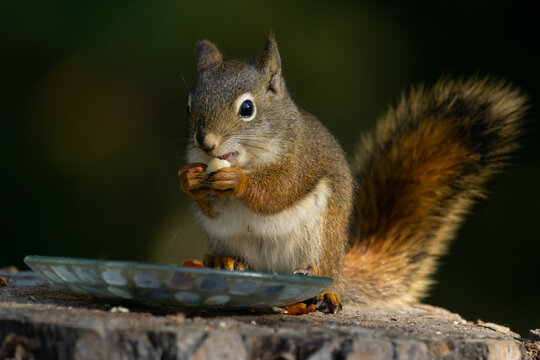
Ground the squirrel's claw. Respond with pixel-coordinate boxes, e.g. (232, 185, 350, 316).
(203, 254, 247, 271)
(293, 265, 317, 276)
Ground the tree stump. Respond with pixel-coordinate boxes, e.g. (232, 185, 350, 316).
(0, 270, 538, 359)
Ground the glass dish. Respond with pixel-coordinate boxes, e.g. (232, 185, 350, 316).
(23, 255, 333, 308)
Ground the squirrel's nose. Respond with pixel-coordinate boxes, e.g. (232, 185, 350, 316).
(195, 130, 217, 153)
(201, 143, 215, 152)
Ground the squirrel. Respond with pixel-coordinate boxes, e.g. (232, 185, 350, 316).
(178, 34, 527, 313)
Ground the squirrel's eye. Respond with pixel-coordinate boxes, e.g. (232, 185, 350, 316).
(235, 93, 256, 121)
(239, 100, 254, 117)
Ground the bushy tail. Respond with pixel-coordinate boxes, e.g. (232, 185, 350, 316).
(337, 76, 527, 305)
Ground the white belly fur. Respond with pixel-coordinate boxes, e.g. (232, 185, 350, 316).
(198, 179, 330, 273)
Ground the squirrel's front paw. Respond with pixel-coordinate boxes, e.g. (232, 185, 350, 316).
(178, 163, 209, 200)
(207, 167, 247, 197)
(203, 254, 247, 271)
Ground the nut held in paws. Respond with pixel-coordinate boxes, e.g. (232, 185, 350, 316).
(206, 158, 231, 173)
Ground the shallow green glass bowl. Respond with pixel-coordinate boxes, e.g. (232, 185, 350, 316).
(24, 255, 333, 308)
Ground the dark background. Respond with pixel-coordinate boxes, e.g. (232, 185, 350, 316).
(2, 0, 539, 334)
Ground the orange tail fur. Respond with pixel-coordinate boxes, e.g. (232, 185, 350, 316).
(338, 77, 527, 305)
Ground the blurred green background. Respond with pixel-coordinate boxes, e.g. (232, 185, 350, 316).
(2, 0, 539, 334)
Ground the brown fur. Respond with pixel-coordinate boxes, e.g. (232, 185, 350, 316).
(337, 77, 527, 304)
(183, 35, 527, 309)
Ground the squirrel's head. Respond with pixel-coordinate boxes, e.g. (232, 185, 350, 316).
(186, 34, 296, 169)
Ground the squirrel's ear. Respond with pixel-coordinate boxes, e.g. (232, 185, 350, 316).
(194, 40, 223, 72)
(256, 33, 282, 91)
(256, 33, 281, 73)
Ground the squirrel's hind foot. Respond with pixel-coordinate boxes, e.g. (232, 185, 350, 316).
(315, 291, 343, 314)
(293, 265, 343, 313)
(284, 292, 343, 315)
(203, 254, 247, 271)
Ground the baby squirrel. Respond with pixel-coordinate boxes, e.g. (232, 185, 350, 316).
(179, 34, 526, 313)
